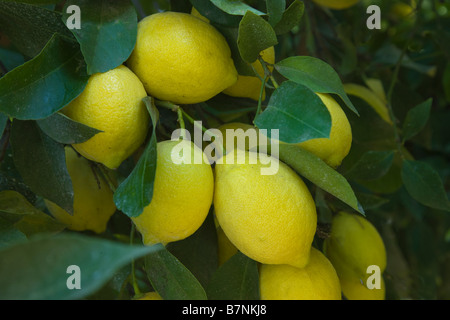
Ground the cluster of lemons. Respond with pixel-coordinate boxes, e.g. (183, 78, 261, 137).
(44, 7, 386, 300)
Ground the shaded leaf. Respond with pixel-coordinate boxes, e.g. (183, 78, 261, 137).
(254, 81, 331, 143)
(0, 34, 88, 120)
(345, 150, 395, 181)
(0, 232, 160, 299)
(401, 160, 450, 212)
(206, 251, 259, 300)
(266, 0, 286, 27)
(402, 98, 432, 142)
(0, 1, 73, 58)
(63, 0, 138, 75)
(275, 56, 358, 114)
(144, 243, 207, 300)
(237, 11, 278, 63)
(273, 0, 304, 35)
(10, 120, 74, 214)
(37, 112, 102, 144)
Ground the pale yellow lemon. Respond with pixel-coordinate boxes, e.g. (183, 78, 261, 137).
(45, 147, 116, 234)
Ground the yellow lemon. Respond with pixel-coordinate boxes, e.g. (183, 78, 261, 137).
(340, 274, 386, 300)
(312, 0, 360, 10)
(45, 147, 116, 234)
(62, 65, 149, 169)
(127, 12, 238, 104)
(260, 247, 342, 300)
(223, 46, 275, 101)
(296, 93, 352, 168)
(323, 211, 387, 281)
(214, 149, 317, 268)
(137, 292, 163, 300)
(132, 140, 214, 246)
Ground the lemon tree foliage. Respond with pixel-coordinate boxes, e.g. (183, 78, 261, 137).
(0, 0, 449, 301)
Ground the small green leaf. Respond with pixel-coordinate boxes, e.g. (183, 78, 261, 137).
(206, 251, 259, 300)
(345, 150, 395, 181)
(266, 0, 286, 27)
(62, 0, 138, 75)
(237, 11, 278, 63)
(278, 144, 364, 214)
(0, 34, 88, 120)
(254, 81, 331, 143)
(145, 243, 207, 300)
(275, 56, 358, 114)
(37, 112, 102, 144)
(189, 0, 241, 27)
(10, 120, 74, 214)
(402, 98, 432, 142)
(401, 160, 450, 212)
(0, 113, 7, 137)
(113, 97, 158, 218)
(0, 233, 160, 299)
(273, 0, 304, 35)
(210, 0, 265, 16)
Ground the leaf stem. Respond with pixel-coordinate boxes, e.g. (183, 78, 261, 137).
(130, 223, 142, 297)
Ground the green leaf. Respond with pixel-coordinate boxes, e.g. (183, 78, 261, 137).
(113, 97, 158, 218)
(189, 0, 241, 27)
(278, 144, 364, 214)
(401, 160, 450, 212)
(206, 252, 259, 300)
(144, 243, 207, 300)
(273, 0, 304, 35)
(0, 1, 74, 58)
(210, 0, 265, 16)
(237, 11, 278, 63)
(0, 0, 62, 4)
(345, 150, 395, 181)
(0, 34, 88, 120)
(275, 56, 358, 114)
(254, 81, 331, 143)
(266, 0, 286, 27)
(0, 217, 26, 249)
(402, 98, 432, 142)
(10, 120, 74, 214)
(62, 0, 138, 75)
(0, 232, 160, 299)
(167, 211, 218, 288)
(0, 190, 65, 237)
(37, 112, 102, 144)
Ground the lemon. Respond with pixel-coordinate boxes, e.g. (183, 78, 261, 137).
(127, 12, 238, 104)
(137, 292, 163, 300)
(223, 46, 275, 101)
(312, 0, 360, 10)
(260, 247, 342, 300)
(340, 274, 386, 300)
(323, 211, 387, 300)
(296, 93, 352, 168)
(45, 147, 116, 234)
(214, 149, 317, 268)
(62, 65, 149, 169)
(323, 211, 387, 283)
(132, 140, 214, 246)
